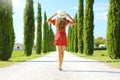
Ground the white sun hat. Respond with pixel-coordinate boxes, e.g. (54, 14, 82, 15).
(57, 10, 67, 18)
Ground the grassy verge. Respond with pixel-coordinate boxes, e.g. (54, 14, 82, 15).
(0, 51, 50, 68)
(72, 50, 120, 69)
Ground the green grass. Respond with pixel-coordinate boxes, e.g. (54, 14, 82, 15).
(0, 51, 50, 68)
(72, 50, 120, 69)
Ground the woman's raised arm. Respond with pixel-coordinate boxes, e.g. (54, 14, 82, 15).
(66, 13, 76, 25)
(47, 13, 57, 23)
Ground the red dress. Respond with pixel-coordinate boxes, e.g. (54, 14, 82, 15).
(51, 19, 70, 46)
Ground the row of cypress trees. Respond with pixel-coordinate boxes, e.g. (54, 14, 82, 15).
(1, 0, 120, 60)
(0, 0, 55, 60)
(0, 0, 15, 61)
(22, 0, 120, 59)
(68, 0, 120, 59)
(67, 14, 78, 52)
(24, 0, 55, 56)
(67, 0, 94, 56)
(42, 12, 55, 53)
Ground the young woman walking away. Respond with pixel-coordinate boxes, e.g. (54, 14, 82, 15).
(47, 10, 75, 71)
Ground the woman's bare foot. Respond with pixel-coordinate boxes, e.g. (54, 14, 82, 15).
(59, 67, 62, 71)
(59, 66, 62, 71)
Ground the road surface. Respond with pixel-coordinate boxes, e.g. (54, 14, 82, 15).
(0, 51, 120, 80)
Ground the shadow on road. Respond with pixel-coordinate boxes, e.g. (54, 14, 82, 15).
(8, 60, 120, 63)
(62, 69, 120, 74)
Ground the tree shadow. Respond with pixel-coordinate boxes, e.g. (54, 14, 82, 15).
(62, 69, 120, 74)
(8, 60, 120, 63)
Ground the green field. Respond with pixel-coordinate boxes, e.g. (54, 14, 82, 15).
(72, 50, 120, 69)
(0, 51, 49, 68)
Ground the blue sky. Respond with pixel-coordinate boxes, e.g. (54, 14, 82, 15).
(12, 0, 109, 44)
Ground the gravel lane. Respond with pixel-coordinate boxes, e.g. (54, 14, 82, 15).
(0, 51, 120, 80)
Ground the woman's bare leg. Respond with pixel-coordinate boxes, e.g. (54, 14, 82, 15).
(60, 46, 65, 67)
(56, 46, 61, 70)
(56, 46, 65, 70)
(59, 46, 65, 70)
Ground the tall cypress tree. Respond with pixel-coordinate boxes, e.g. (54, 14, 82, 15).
(107, 0, 120, 59)
(78, 0, 84, 53)
(67, 26, 72, 51)
(0, 0, 15, 60)
(84, 0, 94, 55)
(71, 26, 74, 52)
(9, 0, 15, 57)
(24, 0, 35, 56)
(68, 25, 75, 52)
(43, 12, 48, 53)
(74, 13, 78, 53)
(36, 3, 42, 54)
(0, 0, 3, 59)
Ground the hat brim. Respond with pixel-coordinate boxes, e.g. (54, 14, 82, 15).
(57, 15, 66, 18)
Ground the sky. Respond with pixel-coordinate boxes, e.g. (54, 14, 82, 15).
(12, 0, 109, 44)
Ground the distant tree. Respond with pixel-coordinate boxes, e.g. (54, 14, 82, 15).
(84, 0, 94, 55)
(36, 3, 42, 54)
(107, 0, 120, 59)
(24, 0, 35, 56)
(78, 0, 84, 53)
(0, 0, 15, 60)
(94, 37, 105, 48)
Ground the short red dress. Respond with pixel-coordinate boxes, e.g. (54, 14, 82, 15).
(51, 19, 70, 46)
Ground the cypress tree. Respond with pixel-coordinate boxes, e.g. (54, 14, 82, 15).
(84, 0, 94, 55)
(36, 3, 42, 54)
(46, 14, 49, 52)
(0, 0, 3, 59)
(0, 0, 15, 60)
(49, 24, 55, 51)
(67, 26, 72, 51)
(71, 26, 74, 52)
(47, 23, 50, 52)
(78, 0, 84, 53)
(107, 0, 120, 59)
(43, 12, 48, 53)
(74, 13, 78, 53)
(69, 25, 75, 52)
(24, 0, 35, 56)
(9, 0, 15, 57)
